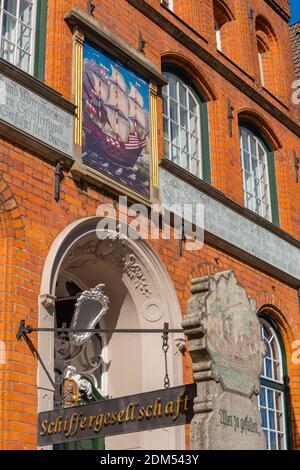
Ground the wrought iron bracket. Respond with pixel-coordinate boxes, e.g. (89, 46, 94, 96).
(138, 31, 146, 53)
(294, 150, 300, 183)
(87, 0, 95, 15)
(16, 320, 33, 342)
(54, 161, 64, 202)
(227, 98, 234, 138)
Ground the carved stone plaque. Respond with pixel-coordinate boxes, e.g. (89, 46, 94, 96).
(183, 270, 266, 450)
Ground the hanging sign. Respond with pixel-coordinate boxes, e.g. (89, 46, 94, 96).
(38, 383, 196, 446)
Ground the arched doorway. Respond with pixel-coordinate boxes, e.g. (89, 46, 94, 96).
(37, 217, 185, 450)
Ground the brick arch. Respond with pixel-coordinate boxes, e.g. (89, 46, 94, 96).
(238, 108, 282, 150)
(0, 175, 25, 242)
(183, 260, 227, 305)
(161, 52, 218, 101)
(213, 0, 235, 23)
(257, 302, 295, 347)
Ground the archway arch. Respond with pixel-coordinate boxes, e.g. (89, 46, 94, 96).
(38, 217, 185, 450)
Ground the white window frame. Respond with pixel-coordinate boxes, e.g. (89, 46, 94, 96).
(258, 320, 287, 450)
(240, 126, 272, 221)
(161, 0, 174, 11)
(0, 0, 37, 75)
(258, 50, 265, 87)
(215, 19, 222, 51)
(163, 72, 203, 178)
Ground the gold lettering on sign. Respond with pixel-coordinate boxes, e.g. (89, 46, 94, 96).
(39, 391, 194, 441)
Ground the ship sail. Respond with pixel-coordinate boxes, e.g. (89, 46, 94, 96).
(128, 83, 147, 136)
(106, 83, 129, 119)
(129, 83, 144, 108)
(106, 107, 130, 143)
(110, 65, 128, 93)
(90, 70, 109, 103)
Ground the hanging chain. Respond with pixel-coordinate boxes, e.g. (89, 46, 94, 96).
(162, 322, 170, 389)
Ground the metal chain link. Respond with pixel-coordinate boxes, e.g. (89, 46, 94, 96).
(162, 322, 170, 389)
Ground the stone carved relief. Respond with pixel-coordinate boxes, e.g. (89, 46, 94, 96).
(62, 232, 151, 299)
(124, 254, 151, 298)
(182, 270, 266, 450)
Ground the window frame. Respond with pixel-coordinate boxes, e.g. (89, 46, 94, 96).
(162, 65, 211, 184)
(239, 121, 279, 226)
(0, 0, 47, 80)
(258, 316, 292, 450)
(215, 19, 222, 51)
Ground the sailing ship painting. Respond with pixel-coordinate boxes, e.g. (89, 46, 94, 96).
(82, 42, 151, 196)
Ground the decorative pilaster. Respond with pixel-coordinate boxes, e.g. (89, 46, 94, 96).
(74, 29, 84, 146)
(150, 82, 159, 189)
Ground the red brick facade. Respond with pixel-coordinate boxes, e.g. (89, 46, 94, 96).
(0, 0, 299, 450)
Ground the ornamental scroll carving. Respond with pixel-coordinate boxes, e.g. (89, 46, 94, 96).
(62, 231, 151, 298)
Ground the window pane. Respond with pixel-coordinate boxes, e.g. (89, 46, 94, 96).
(270, 431, 277, 450)
(18, 24, 31, 51)
(245, 193, 253, 211)
(169, 99, 178, 122)
(3, 0, 17, 15)
(191, 158, 200, 176)
(189, 95, 197, 113)
(163, 117, 169, 138)
(276, 412, 283, 431)
(243, 151, 250, 172)
(267, 389, 274, 409)
(179, 83, 187, 106)
(19, 0, 32, 26)
(278, 433, 285, 450)
(1, 38, 14, 62)
(261, 408, 267, 427)
(244, 171, 252, 193)
(171, 146, 180, 165)
(170, 123, 179, 146)
(265, 358, 273, 378)
(164, 139, 170, 159)
(180, 129, 189, 152)
(259, 388, 266, 407)
(181, 152, 189, 171)
(180, 107, 188, 129)
(268, 410, 275, 430)
(190, 136, 198, 155)
(189, 113, 197, 135)
(17, 48, 30, 72)
(2, 13, 16, 42)
(162, 95, 168, 116)
(275, 391, 283, 412)
(250, 135, 257, 157)
(240, 128, 249, 151)
(253, 178, 261, 199)
(252, 158, 259, 179)
(168, 77, 177, 99)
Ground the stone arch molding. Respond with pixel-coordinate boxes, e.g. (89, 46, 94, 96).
(38, 217, 185, 449)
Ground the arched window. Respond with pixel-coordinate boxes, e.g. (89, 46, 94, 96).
(255, 16, 279, 94)
(239, 123, 279, 224)
(213, 0, 235, 55)
(162, 68, 211, 181)
(259, 319, 290, 450)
